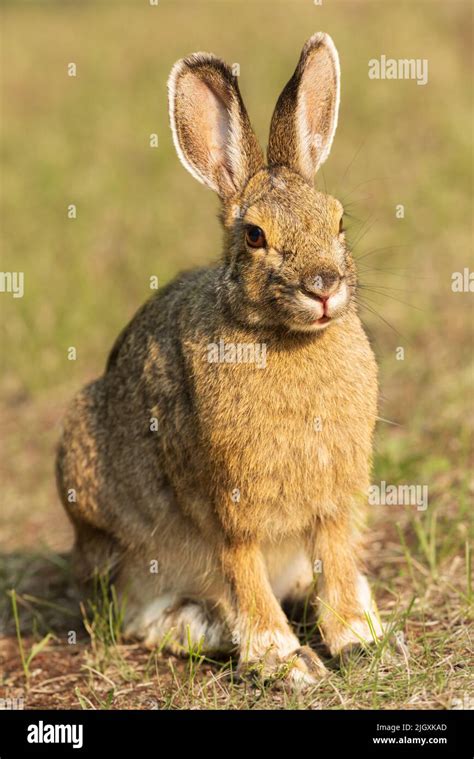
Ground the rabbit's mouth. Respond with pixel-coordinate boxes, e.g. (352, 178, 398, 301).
(288, 281, 350, 331)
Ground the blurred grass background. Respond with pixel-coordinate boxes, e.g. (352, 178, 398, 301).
(0, 0, 472, 709)
(2, 0, 472, 542)
(1, 0, 472, 393)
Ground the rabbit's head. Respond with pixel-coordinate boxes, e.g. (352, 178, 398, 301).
(168, 32, 355, 333)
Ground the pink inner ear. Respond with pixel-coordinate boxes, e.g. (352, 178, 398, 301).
(179, 74, 230, 184)
(299, 49, 337, 169)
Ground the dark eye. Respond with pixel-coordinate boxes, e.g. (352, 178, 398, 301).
(245, 225, 266, 249)
(339, 216, 345, 234)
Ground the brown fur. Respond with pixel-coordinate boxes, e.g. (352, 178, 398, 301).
(56, 33, 382, 686)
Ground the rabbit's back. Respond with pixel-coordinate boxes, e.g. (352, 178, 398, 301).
(56, 267, 214, 554)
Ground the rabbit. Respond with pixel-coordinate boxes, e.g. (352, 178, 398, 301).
(56, 31, 384, 687)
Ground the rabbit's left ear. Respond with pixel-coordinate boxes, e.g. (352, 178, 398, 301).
(267, 32, 340, 182)
(168, 53, 264, 199)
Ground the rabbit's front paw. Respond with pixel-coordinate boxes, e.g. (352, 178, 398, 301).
(240, 643, 327, 689)
(284, 645, 328, 688)
(324, 613, 384, 658)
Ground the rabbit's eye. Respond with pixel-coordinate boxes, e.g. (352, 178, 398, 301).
(245, 225, 266, 249)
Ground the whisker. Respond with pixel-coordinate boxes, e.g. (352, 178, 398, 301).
(343, 210, 364, 223)
(338, 177, 386, 205)
(358, 286, 425, 312)
(376, 416, 401, 427)
(348, 216, 378, 251)
(338, 139, 367, 190)
(354, 296, 406, 338)
(358, 282, 410, 293)
(341, 200, 364, 215)
(355, 243, 409, 261)
(357, 266, 430, 279)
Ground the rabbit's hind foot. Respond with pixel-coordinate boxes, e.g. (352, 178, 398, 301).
(124, 595, 233, 656)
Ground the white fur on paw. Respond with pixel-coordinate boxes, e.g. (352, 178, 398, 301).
(241, 629, 301, 662)
(149, 603, 227, 652)
(329, 613, 384, 654)
(124, 596, 230, 653)
(323, 575, 384, 655)
(123, 594, 176, 639)
(241, 644, 327, 690)
(286, 667, 318, 689)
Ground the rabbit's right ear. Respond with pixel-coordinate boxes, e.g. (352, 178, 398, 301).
(267, 32, 340, 183)
(168, 54, 264, 200)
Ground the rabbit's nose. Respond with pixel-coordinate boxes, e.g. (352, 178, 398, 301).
(303, 272, 341, 299)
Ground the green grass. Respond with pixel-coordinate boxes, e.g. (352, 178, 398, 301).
(9, 589, 55, 682)
(0, 0, 472, 709)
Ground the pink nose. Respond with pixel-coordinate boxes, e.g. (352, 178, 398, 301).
(308, 291, 336, 315)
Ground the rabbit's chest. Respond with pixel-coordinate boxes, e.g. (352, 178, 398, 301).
(217, 360, 352, 467)
(192, 326, 377, 538)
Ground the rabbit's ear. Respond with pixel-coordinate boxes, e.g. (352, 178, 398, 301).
(267, 32, 340, 182)
(168, 54, 264, 199)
